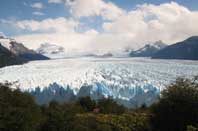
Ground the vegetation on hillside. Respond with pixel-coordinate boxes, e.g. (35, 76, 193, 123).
(0, 76, 198, 131)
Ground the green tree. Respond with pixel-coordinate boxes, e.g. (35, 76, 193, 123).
(186, 125, 198, 131)
(70, 112, 151, 131)
(40, 101, 68, 131)
(97, 98, 126, 114)
(77, 96, 96, 112)
(0, 83, 42, 131)
(70, 114, 112, 131)
(151, 76, 198, 131)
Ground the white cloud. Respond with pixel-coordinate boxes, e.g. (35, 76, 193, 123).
(31, 2, 44, 9)
(14, 32, 97, 52)
(48, 0, 63, 4)
(49, 0, 125, 21)
(70, 0, 124, 20)
(14, 17, 78, 33)
(102, 2, 198, 44)
(84, 29, 99, 35)
(4, 2, 198, 55)
(33, 11, 45, 16)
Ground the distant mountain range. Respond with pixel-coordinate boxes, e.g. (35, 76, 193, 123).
(36, 43, 116, 59)
(129, 41, 167, 57)
(152, 36, 198, 60)
(84, 53, 114, 58)
(36, 36, 198, 60)
(37, 43, 65, 55)
(36, 43, 67, 59)
(2, 35, 197, 64)
(0, 36, 49, 67)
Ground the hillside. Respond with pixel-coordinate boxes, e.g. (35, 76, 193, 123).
(0, 44, 27, 67)
(0, 36, 49, 67)
(152, 36, 198, 60)
(129, 41, 167, 57)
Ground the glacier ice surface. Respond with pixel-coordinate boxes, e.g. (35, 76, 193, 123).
(0, 58, 198, 107)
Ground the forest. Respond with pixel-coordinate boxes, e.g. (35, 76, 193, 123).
(0, 77, 198, 131)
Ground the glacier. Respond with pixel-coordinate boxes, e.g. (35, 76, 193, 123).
(0, 58, 198, 108)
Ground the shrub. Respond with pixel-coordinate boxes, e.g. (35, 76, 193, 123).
(151, 76, 198, 131)
(186, 125, 198, 131)
(97, 98, 126, 114)
(71, 112, 151, 131)
(0, 83, 42, 131)
(77, 96, 96, 112)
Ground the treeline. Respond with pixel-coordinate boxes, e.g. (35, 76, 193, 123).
(0, 77, 198, 131)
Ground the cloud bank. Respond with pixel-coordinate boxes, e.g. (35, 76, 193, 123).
(3, 1, 198, 55)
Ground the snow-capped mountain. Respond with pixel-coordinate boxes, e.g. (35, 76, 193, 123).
(0, 41, 25, 67)
(37, 43, 65, 54)
(0, 36, 32, 55)
(0, 35, 49, 67)
(129, 41, 167, 57)
(37, 43, 66, 59)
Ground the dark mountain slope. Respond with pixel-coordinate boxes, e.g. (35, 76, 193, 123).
(152, 36, 198, 60)
(130, 41, 167, 57)
(0, 44, 27, 67)
(9, 41, 49, 61)
(0, 37, 49, 67)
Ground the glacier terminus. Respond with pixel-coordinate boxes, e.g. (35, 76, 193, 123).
(0, 58, 198, 108)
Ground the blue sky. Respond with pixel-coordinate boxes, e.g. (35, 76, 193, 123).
(0, 0, 198, 20)
(0, 0, 197, 37)
(0, 0, 198, 53)
(111, 0, 198, 10)
(0, 0, 69, 21)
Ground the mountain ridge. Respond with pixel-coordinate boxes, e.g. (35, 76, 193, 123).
(129, 40, 167, 57)
(152, 36, 198, 60)
(0, 36, 49, 67)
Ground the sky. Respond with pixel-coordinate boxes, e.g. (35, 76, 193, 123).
(0, 0, 198, 54)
